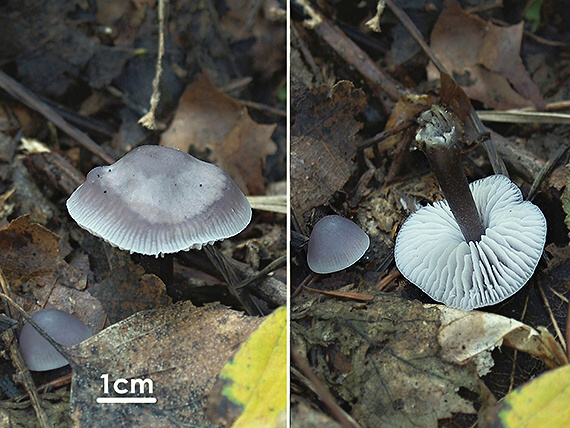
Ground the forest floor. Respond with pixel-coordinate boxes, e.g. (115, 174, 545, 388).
(290, 1, 570, 427)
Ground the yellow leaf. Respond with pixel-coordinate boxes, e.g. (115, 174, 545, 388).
(208, 306, 287, 427)
(497, 364, 570, 427)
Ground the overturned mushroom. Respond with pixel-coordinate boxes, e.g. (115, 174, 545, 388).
(307, 215, 370, 274)
(394, 106, 547, 311)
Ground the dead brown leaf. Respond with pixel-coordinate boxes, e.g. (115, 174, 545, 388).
(291, 81, 366, 216)
(68, 301, 264, 427)
(88, 248, 172, 324)
(428, 0, 545, 110)
(161, 75, 276, 195)
(0, 215, 60, 289)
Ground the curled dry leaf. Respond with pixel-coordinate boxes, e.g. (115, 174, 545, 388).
(161, 75, 277, 195)
(437, 306, 568, 375)
(428, 0, 545, 110)
(68, 301, 264, 428)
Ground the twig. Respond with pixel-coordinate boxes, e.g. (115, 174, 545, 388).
(295, 0, 403, 108)
(202, 245, 263, 316)
(247, 194, 288, 214)
(292, 22, 323, 84)
(225, 258, 287, 307)
(205, 0, 240, 74)
(536, 282, 567, 353)
(139, 0, 166, 130)
(220, 77, 253, 93)
(0, 292, 75, 364)
(357, 120, 413, 151)
(304, 286, 374, 301)
(477, 110, 570, 124)
(527, 143, 569, 202)
(292, 272, 318, 298)
(374, 270, 400, 291)
(236, 255, 287, 289)
(538, 100, 570, 111)
(291, 344, 361, 428)
(237, 99, 286, 117)
(385, 128, 413, 183)
(107, 86, 148, 115)
(9, 373, 73, 403)
(0, 71, 114, 164)
(489, 130, 545, 184)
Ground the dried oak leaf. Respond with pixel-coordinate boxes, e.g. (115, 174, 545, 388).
(68, 301, 264, 427)
(428, 0, 545, 110)
(291, 81, 366, 216)
(161, 75, 276, 195)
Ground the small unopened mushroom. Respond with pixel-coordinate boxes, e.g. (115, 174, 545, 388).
(19, 308, 92, 371)
(395, 106, 547, 311)
(307, 215, 370, 274)
(66, 145, 252, 256)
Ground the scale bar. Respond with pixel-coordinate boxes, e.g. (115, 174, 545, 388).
(96, 397, 157, 404)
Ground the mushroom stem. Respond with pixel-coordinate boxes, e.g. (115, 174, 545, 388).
(416, 105, 485, 242)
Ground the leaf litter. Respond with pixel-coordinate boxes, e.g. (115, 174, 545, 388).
(68, 301, 264, 427)
(291, 0, 570, 426)
(0, 0, 285, 426)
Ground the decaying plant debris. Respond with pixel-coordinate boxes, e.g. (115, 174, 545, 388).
(0, 1, 285, 426)
(291, 0, 570, 426)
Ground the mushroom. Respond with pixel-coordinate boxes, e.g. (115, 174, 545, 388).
(394, 106, 547, 311)
(19, 308, 92, 371)
(307, 215, 370, 274)
(66, 145, 252, 284)
(67, 145, 251, 256)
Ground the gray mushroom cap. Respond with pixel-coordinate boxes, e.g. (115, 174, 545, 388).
(19, 308, 92, 372)
(394, 174, 547, 311)
(307, 215, 370, 274)
(67, 145, 252, 256)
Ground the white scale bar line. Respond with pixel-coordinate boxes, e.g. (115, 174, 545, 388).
(96, 397, 157, 404)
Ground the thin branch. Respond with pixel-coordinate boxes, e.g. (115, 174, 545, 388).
(291, 344, 361, 428)
(0, 71, 114, 164)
